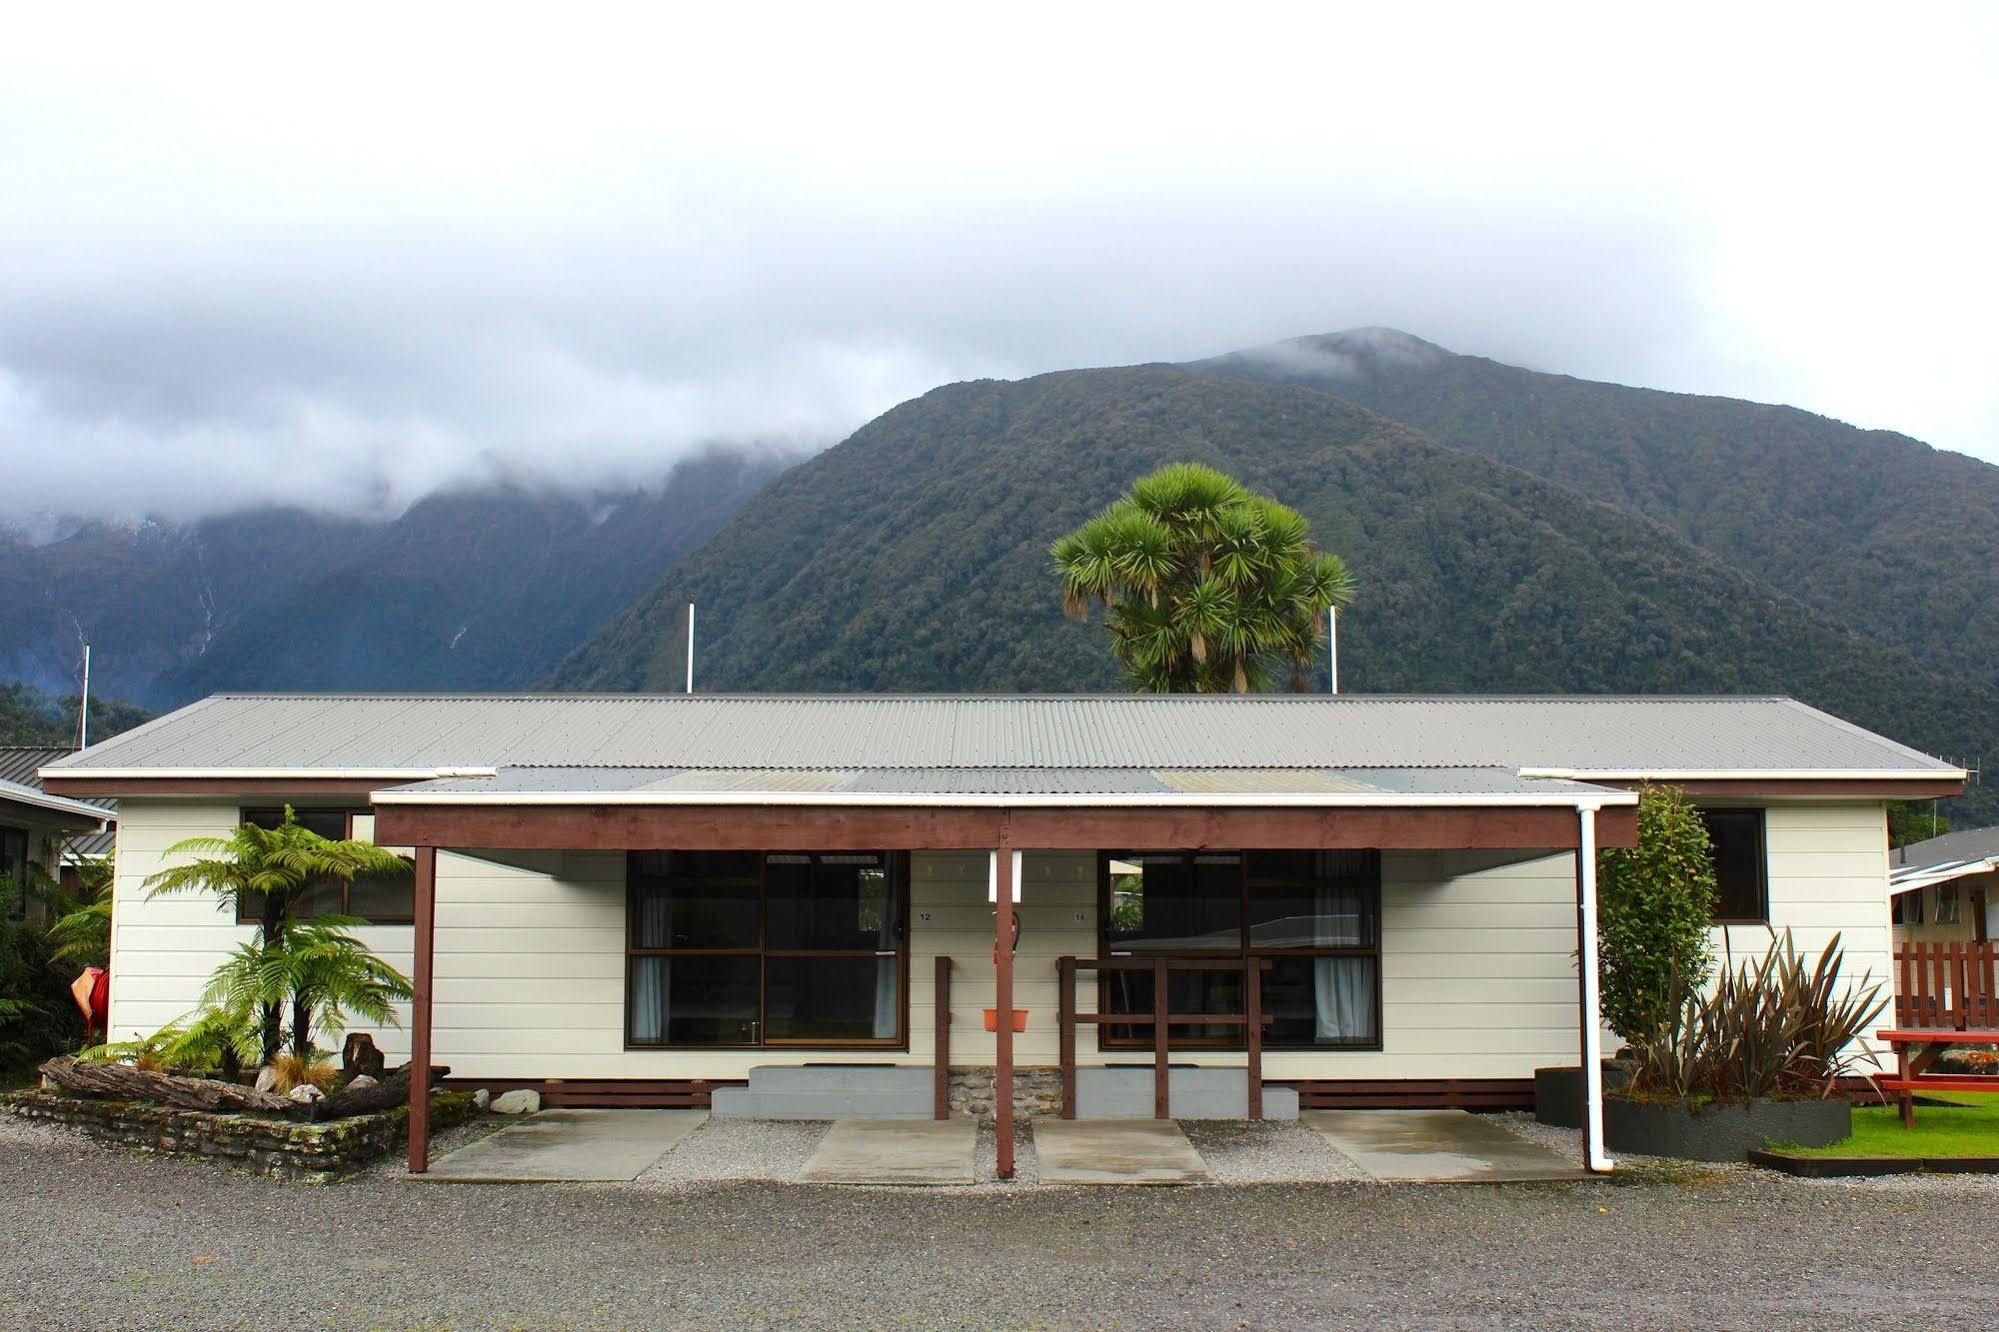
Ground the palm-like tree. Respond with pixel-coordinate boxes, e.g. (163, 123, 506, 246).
(1052, 462, 1355, 692)
(43, 858, 113, 972)
(204, 920, 413, 1063)
(145, 810, 411, 1065)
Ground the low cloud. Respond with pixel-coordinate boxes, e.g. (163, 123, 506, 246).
(2, 7, 1994, 523)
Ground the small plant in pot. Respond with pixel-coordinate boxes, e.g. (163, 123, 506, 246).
(1608, 932, 1885, 1161)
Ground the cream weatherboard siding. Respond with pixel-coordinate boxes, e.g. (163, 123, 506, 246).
(104, 798, 1896, 1083)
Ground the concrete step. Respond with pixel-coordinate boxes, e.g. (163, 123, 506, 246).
(1076, 1067, 1300, 1120)
(739, 1064, 932, 1095)
(710, 1088, 933, 1120)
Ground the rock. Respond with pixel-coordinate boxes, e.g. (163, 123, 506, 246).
(287, 1083, 325, 1105)
(472, 1088, 491, 1111)
(253, 1067, 279, 1094)
(490, 1088, 539, 1115)
(345, 1075, 379, 1092)
(342, 1032, 386, 1080)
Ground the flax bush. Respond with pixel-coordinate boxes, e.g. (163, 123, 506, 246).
(1627, 932, 1885, 1103)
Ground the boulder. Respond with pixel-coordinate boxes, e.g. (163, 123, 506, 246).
(490, 1088, 540, 1115)
(472, 1088, 491, 1111)
(345, 1075, 380, 1093)
(254, 1066, 280, 1095)
(287, 1083, 326, 1105)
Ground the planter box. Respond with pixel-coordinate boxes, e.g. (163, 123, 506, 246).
(1605, 1095, 1849, 1162)
(0, 1089, 476, 1182)
(1533, 1062, 1635, 1128)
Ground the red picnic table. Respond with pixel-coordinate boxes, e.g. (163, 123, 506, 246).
(1875, 1028, 1999, 1126)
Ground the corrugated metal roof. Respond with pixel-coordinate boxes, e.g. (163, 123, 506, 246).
(0, 745, 116, 855)
(42, 692, 1958, 777)
(1891, 825, 1999, 876)
(383, 764, 1617, 802)
(0, 775, 112, 827)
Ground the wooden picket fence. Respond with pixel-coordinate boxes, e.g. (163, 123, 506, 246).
(1895, 942, 1999, 1030)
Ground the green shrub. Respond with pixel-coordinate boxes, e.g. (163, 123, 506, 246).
(1597, 784, 1716, 1049)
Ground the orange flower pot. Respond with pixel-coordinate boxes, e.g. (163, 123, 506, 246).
(983, 1008, 1028, 1032)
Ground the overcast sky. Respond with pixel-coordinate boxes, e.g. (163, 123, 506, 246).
(3, 4, 1995, 521)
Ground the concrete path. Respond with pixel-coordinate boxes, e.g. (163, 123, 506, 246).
(1033, 1118, 1215, 1185)
(417, 1109, 707, 1183)
(1302, 1109, 1586, 1183)
(798, 1117, 978, 1185)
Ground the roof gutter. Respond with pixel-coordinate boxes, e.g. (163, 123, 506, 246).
(1519, 767, 1967, 782)
(369, 788, 1640, 809)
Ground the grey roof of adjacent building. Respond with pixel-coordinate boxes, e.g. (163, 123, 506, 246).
(0, 775, 113, 829)
(41, 693, 1961, 779)
(0, 745, 116, 855)
(379, 764, 1617, 804)
(1889, 825, 1999, 894)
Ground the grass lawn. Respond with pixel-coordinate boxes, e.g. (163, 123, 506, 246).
(1784, 1093, 1999, 1158)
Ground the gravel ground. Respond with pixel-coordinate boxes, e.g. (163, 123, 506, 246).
(1183, 1118, 1368, 1183)
(9, 1112, 1999, 1329)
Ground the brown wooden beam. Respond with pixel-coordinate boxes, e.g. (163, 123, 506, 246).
(407, 846, 436, 1174)
(373, 803, 1636, 851)
(993, 846, 1015, 1180)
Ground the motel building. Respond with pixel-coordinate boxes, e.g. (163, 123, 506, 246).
(40, 693, 1961, 1176)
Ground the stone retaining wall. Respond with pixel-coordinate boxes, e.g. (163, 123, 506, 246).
(949, 1066, 1064, 1120)
(0, 1090, 476, 1182)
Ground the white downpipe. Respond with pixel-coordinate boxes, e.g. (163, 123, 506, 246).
(987, 849, 1023, 903)
(1578, 800, 1615, 1173)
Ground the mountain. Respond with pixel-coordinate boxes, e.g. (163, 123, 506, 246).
(549, 366, 1996, 816)
(0, 448, 789, 710)
(1192, 328, 1999, 692)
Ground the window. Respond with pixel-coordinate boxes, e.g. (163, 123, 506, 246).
(1892, 888, 1926, 926)
(1100, 850, 1382, 1051)
(1937, 884, 1961, 925)
(626, 851, 907, 1048)
(234, 808, 415, 925)
(1, 825, 27, 921)
(1699, 808, 1768, 923)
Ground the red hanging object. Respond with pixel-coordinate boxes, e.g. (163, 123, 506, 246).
(71, 967, 108, 1032)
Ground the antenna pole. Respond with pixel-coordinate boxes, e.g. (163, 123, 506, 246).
(1328, 606, 1339, 695)
(686, 604, 695, 695)
(77, 643, 91, 749)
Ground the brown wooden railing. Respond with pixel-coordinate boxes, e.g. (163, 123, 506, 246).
(1895, 942, 1999, 1030)
(934, 955, 953, 1120)
(1057, 956, 1273, 1120)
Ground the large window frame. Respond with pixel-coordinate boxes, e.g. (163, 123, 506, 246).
(1698, 807, 1770, 925)
(1096, 850, 1384, 1053)
(234, 807, 416, 926)
(624, 851, 911, 1052)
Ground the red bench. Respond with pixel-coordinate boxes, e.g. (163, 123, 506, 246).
(1876, 1028, 1999, 1126)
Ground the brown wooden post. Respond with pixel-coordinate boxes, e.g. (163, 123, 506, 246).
(1153, 956, 1170, 1119)
(994, 845, 1016, 1179)
(407, 845, 437, 1173)
(1058, 955, 1077, 1119)
(1246, 958, 1263, 1121)
(934, 956, 952, 1120)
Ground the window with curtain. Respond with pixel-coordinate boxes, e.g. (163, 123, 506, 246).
(626, 851, 906, 1049)
(1100, 849, 1382, 1050)
(233, 807, 415, 924)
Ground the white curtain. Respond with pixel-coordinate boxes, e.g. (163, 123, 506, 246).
(873, 957, 898, 1039)
(631, 884, 671, 1042)
(1312, 873, 1373, 1042)
(631, 956, 668, 1044)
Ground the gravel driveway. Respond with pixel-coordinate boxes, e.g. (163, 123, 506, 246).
(4, 1115, 1996, 1331)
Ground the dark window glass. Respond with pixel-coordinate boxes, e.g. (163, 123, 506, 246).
(1, 826, 27, 921)
(1101, 850, 1383, 1051)
(629, 852, 759, 948)
(1105, 854, 1242, 951)
(628, 954, 761, 1045)
(235, 807, 413, 924)
(1892, 888, 1925, 926)
(764, 955, 900, 1041)
(625, 851, 906, 1048)
(1699, 809, 1768, 922)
